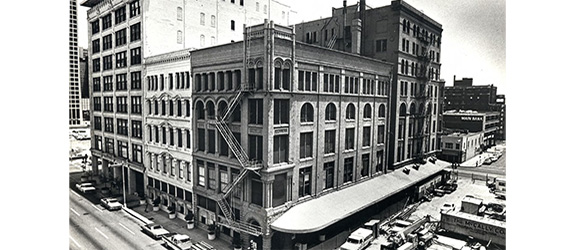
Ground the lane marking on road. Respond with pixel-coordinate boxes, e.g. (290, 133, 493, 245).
(69, 235, 82, 248)
(70, 208, 81, 216)
(118, 222, 135, 235)
(91, 204, 103, 212)
(95, 227, 109, 239)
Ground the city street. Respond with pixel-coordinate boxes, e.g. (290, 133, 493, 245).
(456, 149, 506, 180)
(69, 190, 164, 250)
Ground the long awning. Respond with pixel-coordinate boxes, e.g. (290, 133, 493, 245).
(270, 160, 450, 234)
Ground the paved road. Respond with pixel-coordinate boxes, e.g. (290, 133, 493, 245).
(69, 190, 164, 250)
(456, 150, 506, 180)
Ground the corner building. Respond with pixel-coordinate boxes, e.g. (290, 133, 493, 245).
(294, 0, 445, 169)
(190, 21, 392, 248)
(82, 0, 293, 202)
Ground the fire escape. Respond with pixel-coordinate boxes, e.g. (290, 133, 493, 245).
(414, 32, 432, 163)
(206, 25, 264, 235)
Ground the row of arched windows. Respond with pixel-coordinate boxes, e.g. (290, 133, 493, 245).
(399, 102, 432, 116)
(147, 98, 191, 117)
(300, 103, 386, 123)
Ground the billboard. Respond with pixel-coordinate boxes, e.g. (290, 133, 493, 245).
(440, 211, 505, 246)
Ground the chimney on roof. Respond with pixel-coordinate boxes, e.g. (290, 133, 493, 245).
(351, 19, 362, 54)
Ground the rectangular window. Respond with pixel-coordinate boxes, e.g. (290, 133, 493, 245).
(186, 163, 191, 181)
(103, 55, 113, 70)
(130, 47, 141, 65)
(103, 97, 113, 112)
(104, 138, 114, 154)
(376, 150, 384, 172)
(93, 97, 101, 111)
(248, 99, 263, 125)
(207, 129, 215, 153)
(95, 135, 102, 150)
(115, 29, 127, 47)
(197, 128, 205, 151)
(103, 76, 113, 91)
(116, 96, 128, 113)
(92, 39, 100, 53)
(101, 14, 112, 31)
(324, 162, 334, 189)
(300, 132, 313, 159)
(251, 179, 263, 206)
(248, 135, 263, 161)
(130, 71, 141, 90)
(129, 0, 141, 17)
(298, 167, 312, 198)
(344, 157, 353, 183)
(177, 129, 183, 147)
(325, 130, 336, 154)
(345, 128, 355, 150)
(273, 99, 289, 125)
(361, 154, 370, 177)
(376, 39, 387, 52)
(93, 116, 102, 131)
(92, 58, 100, 72)
(91, 20, 99, 34)
(117, 119, 128, 135)
(207, 164, 216, 190)
(116, 73, 127, 90)
(377, 125, 385, 144)
(92, 78, 101, 93)
(197, 162, 205, 187)
(362, 126, 371, 147)
(118, 141, 128, 158)
(132, 120, 142, 138)
(131, 96, 141, 114)
(102, 34, 112, 51)
(231, 20, 235, 30)
(104, 117, 114, 133)
(115, 6, 126, 24)
(219, 168, 229, 192)
(130, 23, 141, 42)
(200, 13, 205, 25)
(273, 135, 289, 164)
(132, 144, 142, 163)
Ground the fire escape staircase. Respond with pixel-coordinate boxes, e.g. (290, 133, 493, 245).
(415, 33, 433, 162)
(208, 84, 263, 236)
(327, 35, 338, 49)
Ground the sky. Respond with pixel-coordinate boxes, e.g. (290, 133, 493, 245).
(78, 0, 506, 94)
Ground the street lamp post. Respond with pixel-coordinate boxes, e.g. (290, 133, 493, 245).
(122, 164, 127, 208)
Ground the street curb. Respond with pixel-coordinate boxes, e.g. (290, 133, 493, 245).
(122, 206, 153, 225)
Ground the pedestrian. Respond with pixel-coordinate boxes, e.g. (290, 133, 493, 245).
(144, 200, 149, 212)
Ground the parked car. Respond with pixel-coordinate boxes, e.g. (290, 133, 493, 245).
(440, 203, 456, 213)
(442, 183, 458, 194)
(100, 197, 122, 211)
(76, 182, 96, 193)
(483, 157, 493, 165)
(141, 223, 170, 239)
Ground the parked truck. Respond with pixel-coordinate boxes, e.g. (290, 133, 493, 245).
(339, 228, 374, 250)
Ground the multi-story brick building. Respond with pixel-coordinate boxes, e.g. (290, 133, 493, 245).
(188, 21, 393, 248)
(81, 0, 293, 198)
(294, 0, 445, 169)
(439, 131, 484, 163)
(444, 76, 506, 141)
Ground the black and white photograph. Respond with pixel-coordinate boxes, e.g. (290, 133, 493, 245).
(8, 0, 569, 249)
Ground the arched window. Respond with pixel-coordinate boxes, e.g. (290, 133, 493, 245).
(169, 100, 174, 116)
(177, 100, 182, 117)
(409, 103, 416, 115)
(399, 103, 407, 116)
(154, 100, 159, 115)
(325, 103, 337, 121)
(300, 103, 314, 123)
(403, 19, 407, 32)
(378, 104, 385, 118)
(218, 101, 228, 118)
(161, 100, 166, 115)
(419, 103, 425, 115)
(401, 60, 405, 74)
(346, 103, 355, 120)
(364, 104, 372, 119)
(196, 101, 205, 120)
(206, 101, 215, 119)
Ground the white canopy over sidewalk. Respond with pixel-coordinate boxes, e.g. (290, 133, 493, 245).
(270, 160, 450, 234)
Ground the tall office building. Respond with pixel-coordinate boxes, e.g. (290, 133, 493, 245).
(295, 0, 445, 170)
(70, 0, 84, 126)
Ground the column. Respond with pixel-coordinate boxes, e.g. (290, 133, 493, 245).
(91, 155, 99, 175)
(263, 179, 273, 209)
(262, 234, 272, 250)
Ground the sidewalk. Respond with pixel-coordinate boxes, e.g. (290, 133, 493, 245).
(459, 144, 505, 168)
(131, 204, 232, 250)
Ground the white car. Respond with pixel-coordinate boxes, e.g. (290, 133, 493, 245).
(141, 223, 170, 239)
(440, 203, 455, 213)
(76, 182, 96, 193)
(100, 197, 123, 211)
